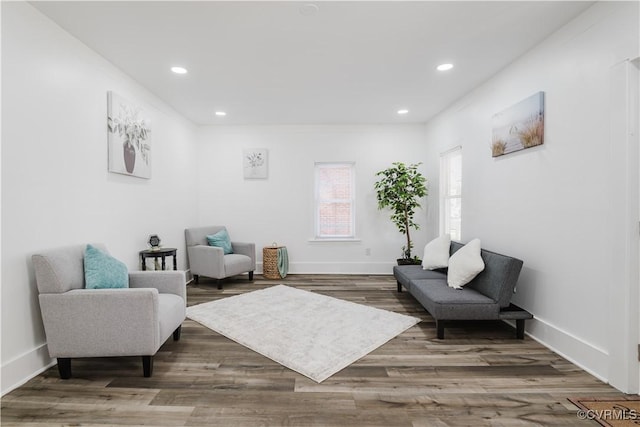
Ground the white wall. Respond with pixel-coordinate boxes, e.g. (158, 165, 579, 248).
(3, 0, 639, 397)
(196, 125, 430, 274)
(1, 3, 199, 394)
(422, 1, 639, 391)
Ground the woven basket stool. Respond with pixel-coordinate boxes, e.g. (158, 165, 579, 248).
(263, 246, 287, 279)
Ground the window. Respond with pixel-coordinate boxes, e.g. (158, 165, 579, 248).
(440, 147, 462, 240)
(314, 162, 355, 239)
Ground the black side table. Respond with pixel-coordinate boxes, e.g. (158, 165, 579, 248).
(140, 248, 177, 271)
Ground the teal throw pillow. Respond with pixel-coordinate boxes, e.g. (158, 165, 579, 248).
(84, 244, 129, 289)
(206, 229, 233, 254)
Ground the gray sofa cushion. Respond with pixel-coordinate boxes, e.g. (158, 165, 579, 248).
(410, 279, 499, 320)
(450, 242, 523, 308)
(224, 254, 255, 277)
(393, 265, 447, 292)
(185, 226, 226, 247)
(32, 243, 108, 293)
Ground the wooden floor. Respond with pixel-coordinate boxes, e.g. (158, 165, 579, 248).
(1, 275, 629, 426)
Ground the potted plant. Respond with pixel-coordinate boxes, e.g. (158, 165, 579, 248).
(374, 162, 428, 265)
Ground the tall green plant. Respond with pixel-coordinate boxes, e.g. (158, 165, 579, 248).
(374, 162, 427, 259)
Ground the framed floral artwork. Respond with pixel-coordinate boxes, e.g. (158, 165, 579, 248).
(243, 148, 268, 179)
(107, 91, 152, 178)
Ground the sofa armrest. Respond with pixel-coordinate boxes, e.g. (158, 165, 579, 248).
(39, 288, 160, 358)
(129, 270, 186, 301)
(187, 245, 225, 278)
(231, 242, 256, 269)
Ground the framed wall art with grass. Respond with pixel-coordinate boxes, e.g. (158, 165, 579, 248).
(491, 91, 544, 158)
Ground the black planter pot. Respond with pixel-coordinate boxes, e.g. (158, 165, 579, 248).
(397, 258, 421, 266)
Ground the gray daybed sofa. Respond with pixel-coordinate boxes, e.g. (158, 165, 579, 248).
(394, 241, 532, 339)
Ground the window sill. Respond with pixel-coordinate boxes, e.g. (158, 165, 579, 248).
(308, 238, 362, 243)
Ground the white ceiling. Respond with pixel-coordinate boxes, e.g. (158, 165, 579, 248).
(31, 1, 593, 125)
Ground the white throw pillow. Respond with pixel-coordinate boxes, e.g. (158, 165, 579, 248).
(422, 234, 451, 270)
(447, 239, 485, 289)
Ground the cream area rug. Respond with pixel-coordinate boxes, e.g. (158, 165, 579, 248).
(186, 285, 420, 383)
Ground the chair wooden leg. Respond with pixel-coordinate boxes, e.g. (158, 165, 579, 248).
(193, 274, 199, 284)
(57, 358, 71, 379)
(436, 320, 445, 339)
(173, 325, 182, 341)
(249, 271, 254, 281)
(397, 281, 402, 292)
(216, 279, 223, 290)
(142, 356, 153, 377)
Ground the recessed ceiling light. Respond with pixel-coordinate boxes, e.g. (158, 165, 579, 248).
(436, 63, 454, 71)
(215, 111, 227, 116)
(171, 66, 188, 74)
(397, 109, 409, 115)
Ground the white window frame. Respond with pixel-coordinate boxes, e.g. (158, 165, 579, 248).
(440, 146, 462, 240)
(313, 162, 356, 240)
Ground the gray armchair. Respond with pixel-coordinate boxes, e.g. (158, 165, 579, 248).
(32, 244, 186, 379)
(184, 226, 255, 289)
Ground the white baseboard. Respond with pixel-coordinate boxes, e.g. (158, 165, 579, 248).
(505, 316, 609, 383)
(184, 268, 193, 285)
(257, 261, 396, 275)
(1, 343, 55, 396)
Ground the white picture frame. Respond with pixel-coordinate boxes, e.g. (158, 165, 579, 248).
(491, 92, 544, 157)
(107, 91, 152, 179)
(491, 91, 545, 158)
(243, 148, 268, 179)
